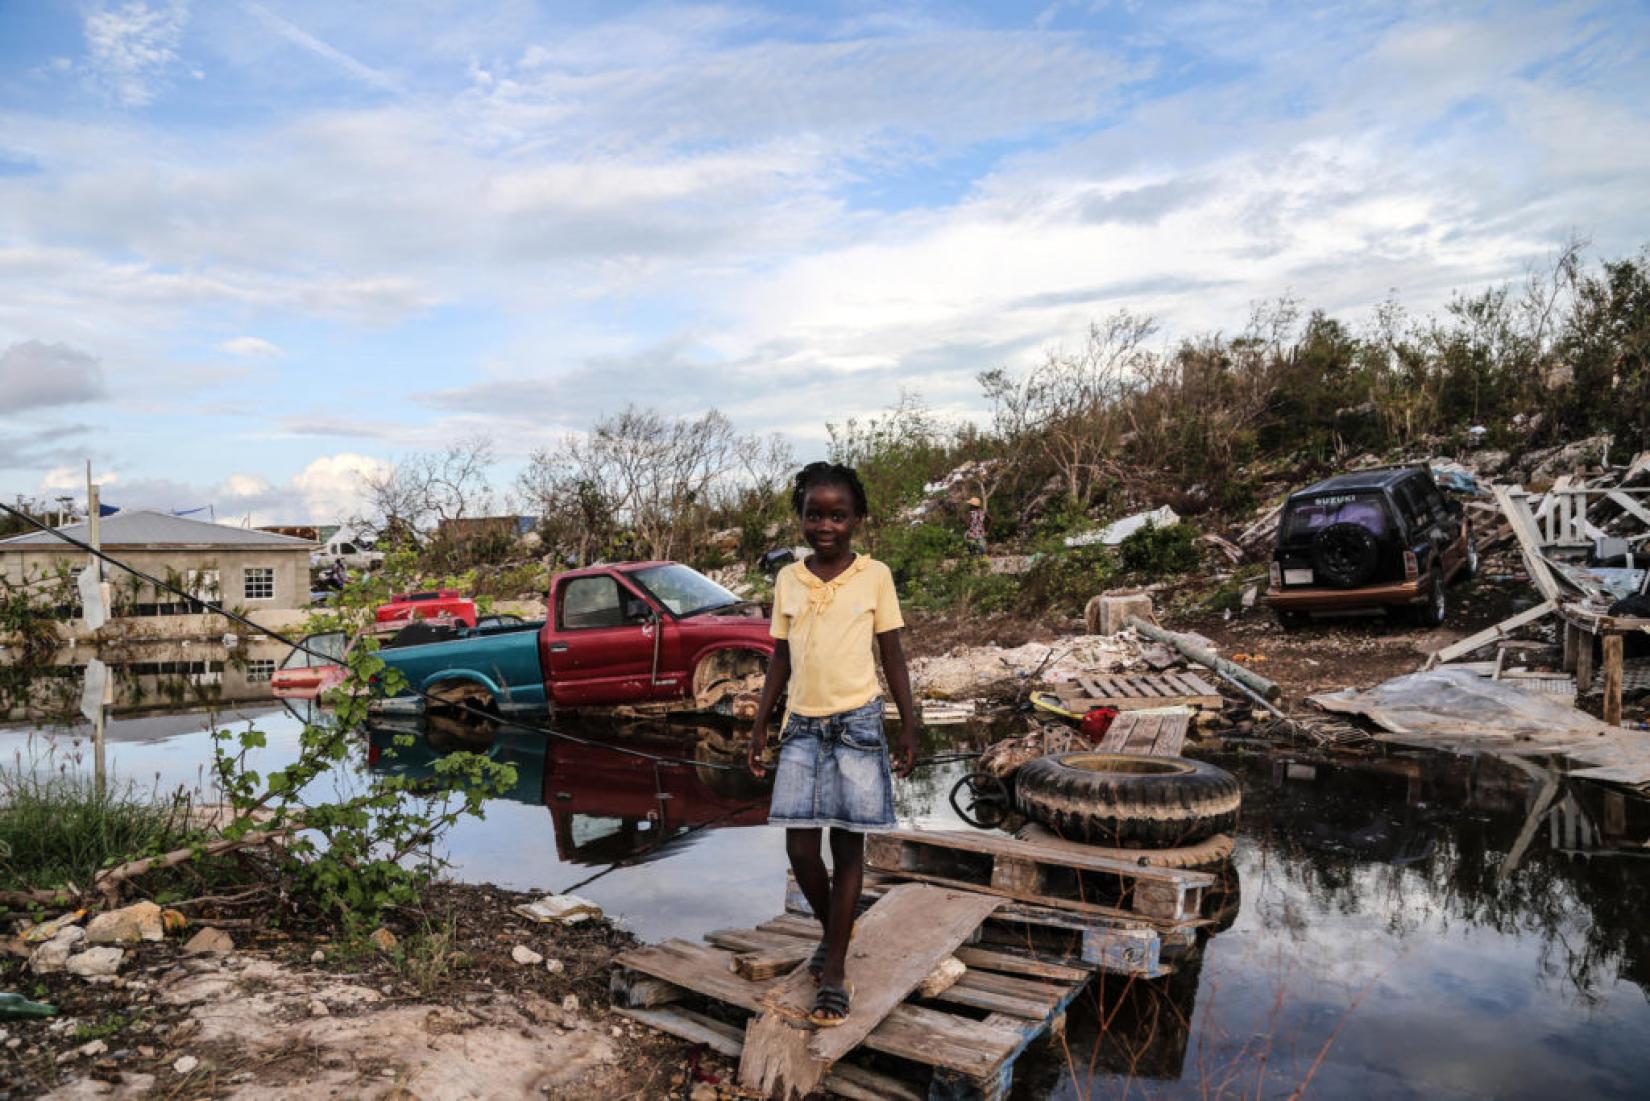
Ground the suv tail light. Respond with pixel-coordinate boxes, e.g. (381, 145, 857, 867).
(1269, 562, 1282, 587)
(1403, 550, 1419, 581)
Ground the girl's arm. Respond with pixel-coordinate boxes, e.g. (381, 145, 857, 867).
(746, 640, 791, 778)
(877, 628, 919, 778)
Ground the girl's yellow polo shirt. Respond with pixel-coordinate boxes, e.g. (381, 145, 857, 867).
(770, 555, 904, 717)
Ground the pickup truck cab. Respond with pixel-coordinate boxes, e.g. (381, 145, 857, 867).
(1267, 465, 1476, 629)
(372, 561, 773, 716)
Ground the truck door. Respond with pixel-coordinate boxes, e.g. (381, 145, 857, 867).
(544, 573, 667, 707)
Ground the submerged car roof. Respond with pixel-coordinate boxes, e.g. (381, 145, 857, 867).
(1291, 466, 1427, 499)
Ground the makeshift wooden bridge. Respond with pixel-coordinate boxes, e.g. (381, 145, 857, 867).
(613, 827, 1216, 1099)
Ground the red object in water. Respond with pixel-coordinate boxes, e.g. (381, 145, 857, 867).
(1080, 706, 1120, 742)
(375, 589, 477, 628)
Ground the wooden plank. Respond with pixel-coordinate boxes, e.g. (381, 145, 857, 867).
(783, 872, 1171, 976)
(1604, 633, 1624, 727)
(616, 1006, 926, 1101)
(1097, 712, 1138, 753)
(1077, 675, 1107, 698)
(740, 884, 1001, 1101)
(1124, 713, 1163, 753)
(867, 829, 1214, 890)
(1132, 677, 1164, 698)
(1494, 486, 1562, 600)
(1607, 489, 1650, 530)
(761, 913, 1088, 983)
(617, 939, 1019, 1078)
(1154, 714, 1189, 757)
(1431, 598, 1559, 664)
(1056, 690, 1222, 712)
(1578, 630, 1596, 694)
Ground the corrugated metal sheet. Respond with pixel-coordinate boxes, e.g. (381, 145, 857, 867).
(0, 510, 316, 548)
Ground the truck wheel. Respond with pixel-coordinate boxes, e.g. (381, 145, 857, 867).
(1415, 571, 1447, 627)
(1460, 534, 1480, 581)
(1275, 610, 1309, 632)
(1015, 753, 1241, 848)
(1311, 522, 1379, 588)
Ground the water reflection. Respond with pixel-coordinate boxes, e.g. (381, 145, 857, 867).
(365, 715, 772, 866)
(0, 639, 289, 723)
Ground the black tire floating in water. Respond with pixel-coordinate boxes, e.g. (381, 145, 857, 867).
(1311, 521, 1380, 588)
(1015, 752, 1241, 848)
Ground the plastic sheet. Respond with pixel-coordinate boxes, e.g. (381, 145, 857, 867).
(1311, 667, 1604, 740)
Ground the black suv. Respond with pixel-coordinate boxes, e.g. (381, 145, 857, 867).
(1266, 465, 1475, 629)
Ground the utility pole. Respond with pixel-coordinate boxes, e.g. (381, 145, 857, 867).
(86, 459, 107, 794)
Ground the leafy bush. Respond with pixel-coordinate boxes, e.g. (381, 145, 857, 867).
(1018, 545, 1119, 615)
(1119, 522, 1202, 578)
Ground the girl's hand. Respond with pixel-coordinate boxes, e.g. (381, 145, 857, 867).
(894, 724, 919, 779)
(747, 726, 769, 778)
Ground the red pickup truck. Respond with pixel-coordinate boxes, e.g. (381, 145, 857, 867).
(277, 562, 774, 718)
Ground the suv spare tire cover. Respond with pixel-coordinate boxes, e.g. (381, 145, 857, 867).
(1015, 752, 1241, 848)
(1311, 521, 1380, 588)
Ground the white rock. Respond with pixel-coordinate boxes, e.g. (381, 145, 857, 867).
(66, 946, 126, 978)
(544, 958, 564, 975)
(28, 927, 86, 974)
(310, 949, 326, 963)
(309, 999, 331, 1017)
(182, 927, 234, 955)
(511, 944, 544, 966)
(560, 994, 579, 1014)
(174, 1054, 199, 1074)
(85, 901, 164, 945)
(56, 1039, 108, 1063)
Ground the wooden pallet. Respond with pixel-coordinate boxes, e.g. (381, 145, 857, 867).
(864, 829, 1212, 926)
(1093, 710, 1191, 756)
(613, 916, 1091, 1100)
(1055, 672, 1222, 711)
(784, 869, 1177, 976)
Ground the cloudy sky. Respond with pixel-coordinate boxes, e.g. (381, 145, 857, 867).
(2, 0, 1647, 523)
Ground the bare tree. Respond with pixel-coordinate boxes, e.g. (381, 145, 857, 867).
(517, 406, 784, 564)
(979, 310, 1157, 507)
(360, 435, 497, 542)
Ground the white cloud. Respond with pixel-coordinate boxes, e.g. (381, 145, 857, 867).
(82, 1, 191, 107)
(0, 340, 107, 411)
(219, 336, 283, 358)
(289, 452, 391, 521)
(238, 1, 399, 92)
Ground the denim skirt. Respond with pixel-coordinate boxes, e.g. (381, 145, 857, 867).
(769, 697, 897, 831)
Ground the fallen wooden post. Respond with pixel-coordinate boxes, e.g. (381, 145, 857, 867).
(738, 883, 1000, 1101)
(1429, 599, 1559, 666)
(1126, 617, 1280, 701)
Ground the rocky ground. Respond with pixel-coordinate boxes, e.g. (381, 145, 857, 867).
(2, 885, 740, 1101)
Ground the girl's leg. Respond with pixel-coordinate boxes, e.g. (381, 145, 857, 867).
(819, 828, 865, 988)
(786, 827, 831, 937)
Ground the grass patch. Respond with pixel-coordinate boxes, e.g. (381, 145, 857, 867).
(0, 750, 199, 894)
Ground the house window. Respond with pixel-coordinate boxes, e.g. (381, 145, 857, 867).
(186, 569, 221, 612)
(244, 567, 275, 601)
(245, 659, 276, 683)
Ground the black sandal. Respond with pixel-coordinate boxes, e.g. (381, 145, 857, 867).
(809, 982, 853, 1028)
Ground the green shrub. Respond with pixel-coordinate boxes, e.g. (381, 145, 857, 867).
(1018, 545, 1119, 615)
(1119, 522, 1201, 578)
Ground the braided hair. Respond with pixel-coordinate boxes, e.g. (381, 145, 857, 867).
(791, 461, 870, 518)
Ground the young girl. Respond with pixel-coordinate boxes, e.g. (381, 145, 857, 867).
(747, 461, 919, 1027)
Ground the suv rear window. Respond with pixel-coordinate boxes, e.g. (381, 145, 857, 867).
(1285, 493, 1391, 541)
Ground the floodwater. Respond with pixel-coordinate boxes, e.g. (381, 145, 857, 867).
(3, 664, 1650, 1100)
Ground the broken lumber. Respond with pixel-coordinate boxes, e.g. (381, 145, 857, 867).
(1127, 617, 1280, 701)
(738, 883, 999, 1101)
(1429, 599, 1558, 666)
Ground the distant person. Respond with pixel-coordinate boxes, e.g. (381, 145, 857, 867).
(965, 496, 989, 556)
(746, 461, 919, 1029)
(328, 559, 348, 589)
